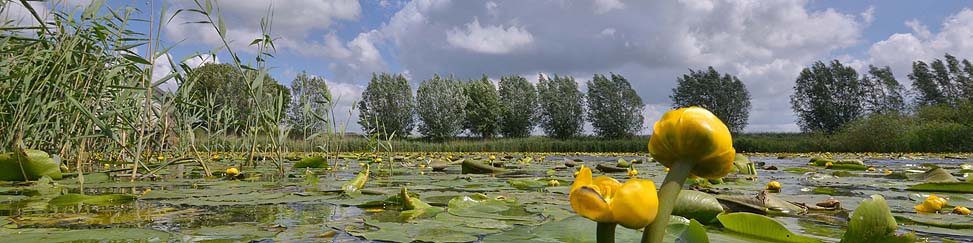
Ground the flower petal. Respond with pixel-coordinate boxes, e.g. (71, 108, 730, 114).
(610, 179, 659, 229)
(570, 186, 613, 223)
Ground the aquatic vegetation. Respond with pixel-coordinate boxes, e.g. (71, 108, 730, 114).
(645, 107, 735, 243)
(914, 194, 948, 213)
(569, 166, 658, 242)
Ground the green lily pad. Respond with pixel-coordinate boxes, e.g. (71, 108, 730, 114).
(905, 182, 973, 193)
(293, 156, 328, 168)
(839, 195, 916, 243)
(672, 190, 723, 224)
(676, 219, 710, 243)
(717, 212, 822, 243)
(48, 193, 137, 206)
(0, 149, 63, 181)
(919, 167, 958, 182)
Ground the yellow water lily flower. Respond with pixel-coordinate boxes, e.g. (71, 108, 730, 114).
(915, 194, 948, 213)
(156, 155, 165, 161)
(489, 155, 497, 161)
(766, 180, 782, 192)
(569, 166, 659, 229)
(954, 206, 971, 215)
(867, 167, 876, 172)
(824, 161, 834, 168)
(226, 167, 240, 176)
(628, 169, 639, 177)
(548, 179, 560, 186)
(648, 107, 735, 179)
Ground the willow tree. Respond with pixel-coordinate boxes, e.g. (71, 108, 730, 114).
(670, 67, 751, 133)
(498, 75, 537, 138)
(416, 74, 468, 140)
(537, 74, 584, 139)
(587, 73, 644, 138)
(357, 73, 415, 137)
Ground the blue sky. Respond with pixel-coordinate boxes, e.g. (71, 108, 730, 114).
(5, 0, 973, 134)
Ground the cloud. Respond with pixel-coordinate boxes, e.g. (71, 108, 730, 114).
(868, 8, 973, 87)
(164, 0, 361, 53)
(445, 17, 534, 54)
(369, 0, 867, 132)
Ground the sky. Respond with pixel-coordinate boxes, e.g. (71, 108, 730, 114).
(4, 0, 973, 135)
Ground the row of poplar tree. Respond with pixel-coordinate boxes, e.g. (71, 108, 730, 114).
(790, 53, 973, 133)
(356, 73, 645, 140)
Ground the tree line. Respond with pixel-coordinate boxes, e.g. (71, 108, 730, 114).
(790, 53, 973, 134)
(357, 73, 646, 140)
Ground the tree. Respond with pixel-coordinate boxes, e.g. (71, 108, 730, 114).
(183, 63, 290, 132)
(463, 75, 501, 138)
(910, 61, 944, 106)
(910, 53, 973, 106)
(358, 73, 415, 138)
(670, 67, 751, 133)
(790, 60, 865, 133)
(537, 74, 584, 139)
(860, 65, 905, 114)
(587, 73, 644, 138)
(498, 75, 537, 138)
(416, 74, 468, 140)
(288, 71, 331, 137)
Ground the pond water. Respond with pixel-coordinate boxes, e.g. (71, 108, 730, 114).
(1, 153, 971, 242)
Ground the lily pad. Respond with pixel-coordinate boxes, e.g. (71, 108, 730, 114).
(839, 195, 915, 243)
(48, 193, 137, 206)
(905, 182, 973, 193)
(0, 149, 63, 181)
(293, 156, 328, 168)
(717, 212, 822, 243)
(672, 190, 723, 224)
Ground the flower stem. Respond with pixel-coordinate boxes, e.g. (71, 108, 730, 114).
(597, 222, 616, 243)
(641, 161, 693, 243)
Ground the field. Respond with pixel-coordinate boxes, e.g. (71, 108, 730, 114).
(1, 152, 971, 242)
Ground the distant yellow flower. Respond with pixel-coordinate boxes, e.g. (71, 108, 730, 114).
(226, 167, 240, 176)
(627, 169, 639, 177)
(953, 206, 970, 215)
(570, 166, 659, 229)
(156, 155, 165, 161)
(884, 169, 893, 175)
(648, 107, 735, 179)
(915, 194, 948, 213)
(489, 155, 497, 161)
(212, 154, 221, 161)
(825, 162, 834, 168)
(867, 167, 876, 172)
(374, 158, 383, 163)
(548, 179, 560, 186)
(766, 181, 782, 192)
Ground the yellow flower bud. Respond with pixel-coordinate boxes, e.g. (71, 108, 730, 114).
(766, 180, 782, 192)
(648, 107, 735, 179)
(953, 206, 970, 215)
(915, 194, 948, 213)
(226, 167, 240, 176)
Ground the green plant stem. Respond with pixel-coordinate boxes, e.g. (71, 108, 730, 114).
(642, 160, 693, 243)
(597, 222, 617, 243)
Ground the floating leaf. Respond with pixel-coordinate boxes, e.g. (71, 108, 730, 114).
(0, 149, 62, 181)
(672, 190, 723, 224)
(48, 193, 136, 206)
(675, 219, 710, 243)
(717, 212, 822, 243)
(293, 156, 328, 168)
(919, 167, 958, 183)
(839, 195, 916, 243)
(906, 182, 973, 193)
